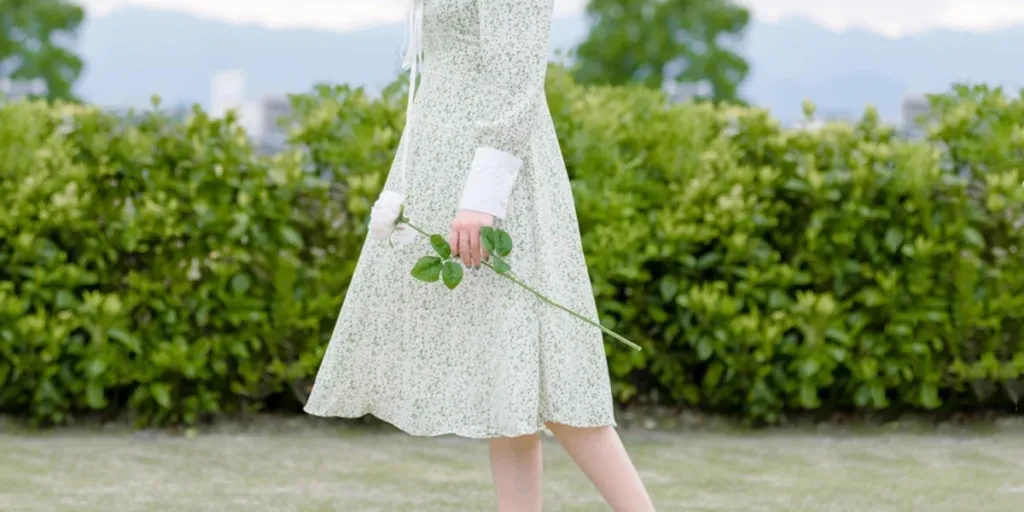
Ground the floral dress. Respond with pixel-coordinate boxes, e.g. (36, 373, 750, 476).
(303, 0, 616, 438)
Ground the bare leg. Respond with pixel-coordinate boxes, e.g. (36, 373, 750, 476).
(488, 433, 543, 512)
(547, 423, 655, 512)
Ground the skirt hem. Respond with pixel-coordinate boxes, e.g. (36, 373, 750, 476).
(303, 404, 617, 440)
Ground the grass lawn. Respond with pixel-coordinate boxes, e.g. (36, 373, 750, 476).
(1, 416, 1022, 511)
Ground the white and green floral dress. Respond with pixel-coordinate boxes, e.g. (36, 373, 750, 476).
(303, 0, 616, 438)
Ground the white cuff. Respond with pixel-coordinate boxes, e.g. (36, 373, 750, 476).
(459, 147, 523, 219)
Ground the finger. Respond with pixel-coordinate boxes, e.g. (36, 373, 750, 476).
(459, 230, 472, 267)
(469, 228, 481, 268)
(449, 228, 460, 257)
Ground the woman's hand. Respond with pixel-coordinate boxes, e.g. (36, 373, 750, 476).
(449, 209, 494, 268)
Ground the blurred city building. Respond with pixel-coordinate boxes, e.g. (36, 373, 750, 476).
(0, 77, 47, 100)
(900, 93, 932, 140)
(664, 80, 712, 104)
(210, 69, 293, 154)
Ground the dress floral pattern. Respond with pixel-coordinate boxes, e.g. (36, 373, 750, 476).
(303, 0, 616, 438)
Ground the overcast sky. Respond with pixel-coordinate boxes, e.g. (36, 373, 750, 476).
(82, 0, 1024, 37)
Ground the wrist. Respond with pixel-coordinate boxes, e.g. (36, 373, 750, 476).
(455, 209, 495, 225)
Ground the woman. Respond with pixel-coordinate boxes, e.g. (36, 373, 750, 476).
(304, 0, 655, 509)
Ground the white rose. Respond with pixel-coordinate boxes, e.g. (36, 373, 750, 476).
(368, 190, 406, 240)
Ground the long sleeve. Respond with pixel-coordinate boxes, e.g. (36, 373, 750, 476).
(458, 0, 554, 219)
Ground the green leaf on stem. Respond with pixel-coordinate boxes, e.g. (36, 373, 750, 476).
(411, 256, 443, 282)
(480, 226, 498, 253)
(441, 261, 463, 289)
(491, 255, 511, 274)
(496, 229, 513, 257)
(430, 234, 451, 259)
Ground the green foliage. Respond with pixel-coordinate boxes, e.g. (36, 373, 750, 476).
(0, 99, 351, 425)
(411, 256, 444, 283)
(417, 233, 464, 288)
(0, 0, 85, 100)
(441, 261, 463, 290)
(549, 75, 1024, 421)
(480, 226, 512, 258)
(429, 234, 451, 259)
(2, 75, 1022, 427)
(574, 0, 751, 102)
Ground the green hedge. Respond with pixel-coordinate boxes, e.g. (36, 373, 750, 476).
(0, 100, 356, 425)
(549, 77, 1024, 422)
(2, 75, 1023, 426)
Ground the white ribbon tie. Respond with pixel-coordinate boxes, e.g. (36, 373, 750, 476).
(398, 0, 424, 193)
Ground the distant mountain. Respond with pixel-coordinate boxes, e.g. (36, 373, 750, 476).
(76, 7, 1024, 122)
(743, 17, 1022, 121)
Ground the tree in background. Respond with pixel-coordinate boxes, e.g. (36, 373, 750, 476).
(0, 0, 85, 100)
(574, 0, 750, 103)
